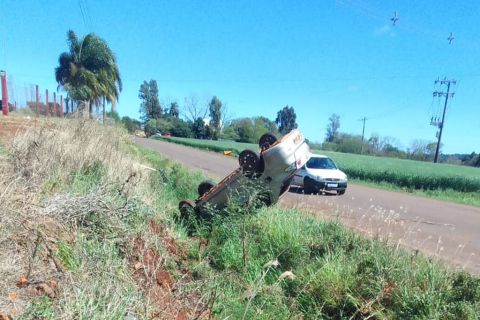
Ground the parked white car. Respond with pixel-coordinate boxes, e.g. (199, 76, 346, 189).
(291, 154, 347, 195)
(179, 129, 311, 217)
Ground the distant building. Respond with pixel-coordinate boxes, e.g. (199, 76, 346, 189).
(0, 100, 16, 112)
(203, 119, 222, 127)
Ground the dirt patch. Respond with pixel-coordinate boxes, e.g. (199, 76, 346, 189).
(0, 116, 34, 143)
(156, 270, 174, 290)
(128, 219, 214, 320)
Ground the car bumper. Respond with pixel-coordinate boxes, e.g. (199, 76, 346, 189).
(312, 181, 347, 191)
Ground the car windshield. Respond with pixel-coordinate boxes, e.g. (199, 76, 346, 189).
(306, 157, 337, 170)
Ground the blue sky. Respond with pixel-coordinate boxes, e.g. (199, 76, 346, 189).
(1, 0, 479, 154)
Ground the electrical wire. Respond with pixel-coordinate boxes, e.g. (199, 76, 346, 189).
(336, 0, 480, 47)
(83, 0, 94, 31)
(77, 0, 90, 31)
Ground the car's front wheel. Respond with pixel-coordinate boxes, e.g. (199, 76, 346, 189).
(303, 177, 316, 195)
(337, 189, 346, 196)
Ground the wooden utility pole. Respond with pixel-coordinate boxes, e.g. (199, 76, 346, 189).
(359, 117, 367, 155)
(60, 95, 64, 118)
(431, 78, 456, 163)
(53, 92, 57, 117)
(45, 89, 49, 116)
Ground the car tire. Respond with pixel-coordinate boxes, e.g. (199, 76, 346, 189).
(198, 180, 216, 197)
(239, 149, 260, 175)
(259, 132, 277, 150)
(303, 177, 315, 195)
(337, 189, 346, 196)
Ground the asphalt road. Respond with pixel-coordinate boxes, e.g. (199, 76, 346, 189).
(135, 137, 480, 272)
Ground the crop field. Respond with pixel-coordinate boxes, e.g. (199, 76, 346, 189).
(155, 136, 480, 202)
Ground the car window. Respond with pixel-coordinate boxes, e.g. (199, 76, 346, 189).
(306, 157, 337, 170)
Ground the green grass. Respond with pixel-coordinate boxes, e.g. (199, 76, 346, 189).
(155, 136, 480, 206)
(4, 121, 479, 319)
(191, 207, 480, 319)
(140, 140, 480, 319)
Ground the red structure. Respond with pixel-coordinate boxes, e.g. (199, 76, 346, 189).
(45, 89, 49, 116)
(1, 70, 8, 115)
(53, 92, 57, 116)
(60, 95, 64, 118)
(35, 85, 39, 117)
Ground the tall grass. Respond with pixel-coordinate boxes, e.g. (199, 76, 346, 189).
(0, 119, 158, 319)
(178, 194, 480, 319)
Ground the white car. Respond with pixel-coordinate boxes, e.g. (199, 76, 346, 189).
(179, 129, 311, 217)
(291, 154, 347, 195)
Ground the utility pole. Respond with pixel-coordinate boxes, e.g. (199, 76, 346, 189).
(431, 78, 456, 163)
(359, 117, 367, 155)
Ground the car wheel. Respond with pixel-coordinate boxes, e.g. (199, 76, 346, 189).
(337, 189, 346, 196)
(259, 132, 277, 150)
(178, 199, 196, 220)
(198, 180, 216, 197)
(303, 177, 315, 194)
(239, 149, 260, 175)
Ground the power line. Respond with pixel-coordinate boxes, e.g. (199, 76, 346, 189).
(83, 0, 94, 31)
(77, 0, 90, 31)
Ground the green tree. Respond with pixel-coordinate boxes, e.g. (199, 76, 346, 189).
(169, 102, 180, 118)
(121, 116, 136, 133)
(170, 119, 192, 137)
(257, 116, 278, 132)
(233, 118, 256, 143)
(55, 30, 122, 116)
(192, 117, 206, 139)
(325, 114, 340, 142)
(335, 133, 363, 154)
(205, 125, 213, 140)
(156, 118, 173, 134)
(220, 124, 236, 140)
(208, 96, 222, 140)
(275, 106, 297, 135)
(139, 79, 162, 122)
(252, 116, 278, 142)
(106, 110, 121, 122)
(144, 119, 158, 137)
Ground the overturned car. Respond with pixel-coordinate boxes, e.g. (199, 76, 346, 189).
(178, 129, 311, 217)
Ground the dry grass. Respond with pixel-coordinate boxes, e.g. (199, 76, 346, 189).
(0, 119, 155, 319)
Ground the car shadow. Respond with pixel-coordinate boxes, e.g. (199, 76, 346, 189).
(288, 186, 338, 196)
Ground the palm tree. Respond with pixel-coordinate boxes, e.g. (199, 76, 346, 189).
(169, 102, 180, 118)
(55, 30, 122, 117)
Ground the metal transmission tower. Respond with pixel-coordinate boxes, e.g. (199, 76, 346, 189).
(431, 78, 456, 163)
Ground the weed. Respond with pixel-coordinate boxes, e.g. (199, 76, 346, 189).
(17, 296, 57, 320)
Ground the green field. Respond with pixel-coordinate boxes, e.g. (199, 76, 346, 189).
(155, 136, 480, 205)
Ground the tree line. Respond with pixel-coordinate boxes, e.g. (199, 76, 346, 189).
(131, 78, 298, 143)
(317, 113, 479, 166)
